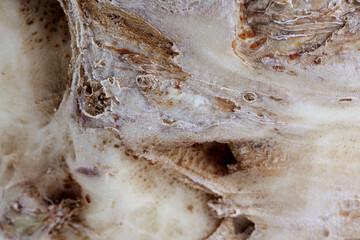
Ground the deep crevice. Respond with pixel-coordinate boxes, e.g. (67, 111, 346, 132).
(191, 142, 237, 176)
(233, 216, 255, 239)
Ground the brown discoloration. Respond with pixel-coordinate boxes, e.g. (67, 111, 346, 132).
(314, 57, 323, 65)
(85, 194, 91, 204)
(269, 96, 282, 102)
(339, 210, 351, 217)
(162, 118, 177, 125)
(289, 53, 300, 60)
(76, 65, 110, 116)
(79, 0, 178, 58)
(272, 65, 285, 72)
(243, 92, 256, 102)
(187, 204, 194, 213)
(154, 142, 238, 177)
(238, 30, 255, 40)
(234, 0, 360, 72)
(96, 43, 188, 83)
(249, 38, 266, 50)
(20, 0, 71, 118)
(339, 98, 353, 102)
(101, 45, 136, 56)
(73, 2, 192, 118)
(26, 18, 34, 25)
(216, 97, 240, 112)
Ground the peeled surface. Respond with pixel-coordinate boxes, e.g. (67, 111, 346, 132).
(2, 0, 360, 239)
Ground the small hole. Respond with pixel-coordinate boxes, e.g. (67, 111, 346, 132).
(203, 142, 237, 175)
(233, 216, 255, 238)
(136, 75, 157, 90)
(243, 92, 257, 102)
(187, 142, 238, 176)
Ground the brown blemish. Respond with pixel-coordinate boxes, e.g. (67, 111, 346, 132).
(323, 228, 330, 237)
(26, 18, 34, 25)
(288, 70, 297, 76)
(162, 118, 177, 125)
(238, 30, 255, 40)
(187, 204, 194, 213)
(243, 92, 256, 102)
(272, 65, 285, 72)
(85, 194, 91, 204)
(62, 174, 83, 194)
(216, 97, 240, 112)
(97, 43, 188, 82)
(269, 96, 282, 102)
(76, 65, 111, 116)
(314, 57, 323, 65)
(249, 38, 266, 50)
(339, 210, 351, 217)
(231, 39, 247, 64)
(289, 53, 300, 60)
(339, 98, 352, 102)
(74, 0, 191, 118)
(79, 0, 179, 57)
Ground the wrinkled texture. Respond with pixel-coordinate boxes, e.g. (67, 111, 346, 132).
(2, 0, 360, 239)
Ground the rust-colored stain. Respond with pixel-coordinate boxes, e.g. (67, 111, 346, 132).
(216, 97, 240, 112)
(79, 0, 178, 58)
(269, 96, 282, 102)
(249, 38, 266, 50)
(238, 30, 255, 40)
(272, 65, 285, 72)
(85, 194, 92, 204)
(314, 57, 323, 65)
(187, 204, 194, 213)
(289, 53, 300, 60)
(339, 98, 352, 102)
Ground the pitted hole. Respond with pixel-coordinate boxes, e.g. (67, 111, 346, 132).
(233, 216, 255, 239)
(136, 74, 157, 91)
(199, 142, 237, 175)
(243, 92, 257, 103)
(154, 142, 240, 176)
